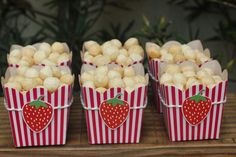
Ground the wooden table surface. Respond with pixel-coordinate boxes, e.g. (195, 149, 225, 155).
(0, 94, 236, 157)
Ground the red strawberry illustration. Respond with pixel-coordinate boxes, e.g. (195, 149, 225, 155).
(99, 94, 130, 129)
(182, 90, 212, 125)
(22, 96, 53, 132)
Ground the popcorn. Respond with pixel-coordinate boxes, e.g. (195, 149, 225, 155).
(51, 42, 65, 54)
(160, 63, 224, 90)
(24, 68, 39, 78)
(8, 42, 71, 66)
(146, 42, 161, 59)
(4, 82, 22, 91)
(146, 41, 211, 65)
(43, 77, 60, 92)
(9, 49, 22, 59)
(109, 77, 125, 88)
(4, 65, 74, 92)
(80, 64, 148, 91)
(39, 66, 53, 80)
(82, 38, 143, 66)
(124, 66, 135, 77)
(124, 38, 139, 49)
(83, 80, 95, 88)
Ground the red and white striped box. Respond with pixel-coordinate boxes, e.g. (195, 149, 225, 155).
(81, 86, 148, 144)
(159, 83, 227, 141)
(79, 63, 148, 144)
(147, 40, 211, 113)
(1, 69, 73, 147)
(8, 43, 72, 68)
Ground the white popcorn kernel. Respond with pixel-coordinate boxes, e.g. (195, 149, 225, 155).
(116, 54, 127, 66)
(108, 77, 125, 88)
(134, 75, 147, 85)
(8, 57, 20, 64)
(186, 77, 200, 89)
(102, 45, 119, 61)
(39, 66, 53, 80)
(172, 73, 186, 85)
(88, 43, 102, 56)
(95, 66, 108, 75)
(60, 74, 74, 85)
(183, 70, 196, 78)
(112, 66, 124, 77)
(129, 53, 143, 62)
(124, 37, 139, 49)
(119, 48, 129, 57)
(108, 70, 122, 79)
(160, 53, 174, 63)
(21, 56, 34, 66)
(174, 53, 185, 62)
(21, 78, 37, 91)
(39, 42, 51, 56)
(168, 44, 182, 54)
(123, 77, 136, 87)
(41, 59, 56, 66)
(94, 74, 108, 88)
(51, 67, 61, 78)
(84, 41, 97, 50)
(48, 52, 60, 63)
(83, 54, 94, 63)
(201, 77, 215, 87)
(212, 75, 223, 84)
(34, 50, 47, 64)
(9, 49, 22, 59)
(80, 72, 94, 84)
(93, 55, 111, 66)
(128, 45, 144, 57)
(123, 66, 135, 77)
(21, 46, 36, 57)
(24, 68, 39, 78)
(57, 53, 71, 64)
(51, 42, 65, 54)
(110, 39, 122, 48)
(165, 64, 181, 74)
(146, 42, 161, 59)
(4, 82, 22, 91)
(17, 66, 29, 76)
(183, 49, 196, 60)
(43, 77, 60, 92)
(160, 73, 173, 84)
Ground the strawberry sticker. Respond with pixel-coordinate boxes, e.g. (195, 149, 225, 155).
(99, 94, 130, 129)
(182, 90, 212, 126)
(22, 96, 53, 133)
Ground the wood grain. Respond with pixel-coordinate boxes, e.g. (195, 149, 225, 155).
(0, 94, 236, 157)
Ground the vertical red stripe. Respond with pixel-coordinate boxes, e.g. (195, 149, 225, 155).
(26, 92, 35, 146)
(60, 87, 65, 144)
(89, 88, 97, 144)
(103, 91, 109, 144)
(185, 89, 189, 141)
(123, 91, 128, 143)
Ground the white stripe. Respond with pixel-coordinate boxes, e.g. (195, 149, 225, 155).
(205, 87, 212, 139)
(113, 89, 118, 144)
(194, 86, 199, 140)
(93, 89, 100, 144)
(175, 88, 180, 141)
(107, 90, 112, 144)
(182, 91, 186, 141)
(168, 86, 175, 141)
(9, 89, 20, 146)
(216, 82, 226, 138)
(119, 91, 124, 143)
(44, 88, 49, 145)
(136, 87, 145, 143)
(86, 88, 95, 144)
(188, 87, 192, 140)
(63, 86, 69, 144)
(36, 88, 43, 146)
(100, 93, 106, 144)
(23, 94, 32, 146)
(57, 88, 62, 144)
(131, 88, 138, 143)
(51, 91, 55, 145)
(210, 85, 218, 139)
(16, 91, 26, 146)
(125, 92, 131, 143)
(30, 91, 38, 146)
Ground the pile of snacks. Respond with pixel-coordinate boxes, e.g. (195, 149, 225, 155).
(80, 65, 148, 93)
(146, 42, 211, 65)
(8, 42, 71, 66)
(82, 38, 144, 66)
(160, 63, 223, 90)
(3, 65, 74, 92)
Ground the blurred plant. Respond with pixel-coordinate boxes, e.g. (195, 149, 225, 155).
(169, 0, 236, 73)
(96, 20, 135, 43)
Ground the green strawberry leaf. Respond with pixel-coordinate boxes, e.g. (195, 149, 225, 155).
(189, 89, 206, 103)
(29, 96, 48, 109)
(106, 93, 124, 106)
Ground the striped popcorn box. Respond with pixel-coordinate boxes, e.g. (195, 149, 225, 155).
(8, 42, 72, 68)
(146, 40, 211, 113)
(1, 68, 73, 147)
(79, 63, 148, 144)
(158, 61, 228, 141)
(80, 86, 148, 144)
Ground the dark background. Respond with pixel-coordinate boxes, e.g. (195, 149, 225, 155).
(0, 0, 236, 94)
